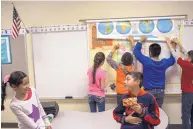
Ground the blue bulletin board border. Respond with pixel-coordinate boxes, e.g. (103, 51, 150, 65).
(1, 35, 12, 64)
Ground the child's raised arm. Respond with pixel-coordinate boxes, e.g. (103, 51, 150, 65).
(163, 37, 176, 67)
(127, 36, 137, 68)
(168, 38, 190, 68)
(172, 38, 187, 55)
(127, 35, 136, 49)
(106, 45, 120, 70)
(133, 37, 149, 65)
(166, 37, 187, 60)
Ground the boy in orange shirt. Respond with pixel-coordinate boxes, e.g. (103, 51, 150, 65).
(107, 36, 136, 104)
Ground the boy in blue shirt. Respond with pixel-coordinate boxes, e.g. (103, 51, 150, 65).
(133, 37, 175, 108)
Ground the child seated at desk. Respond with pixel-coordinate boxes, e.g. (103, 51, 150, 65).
(113, 72, 160, 129)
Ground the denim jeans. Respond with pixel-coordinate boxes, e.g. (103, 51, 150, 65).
(146, 89, 164, 108)
(88, 94, 105, 112)
(181, 92, 193, 129)
(191, 104, 193, 129)
(117, 94, 125, 105)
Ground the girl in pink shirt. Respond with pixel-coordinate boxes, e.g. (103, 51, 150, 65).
(87, 52, 108, 112)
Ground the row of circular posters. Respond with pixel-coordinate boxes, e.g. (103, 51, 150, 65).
(98, 19, 173, 35)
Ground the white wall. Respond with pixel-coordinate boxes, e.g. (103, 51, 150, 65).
(2, 1, 192, 124)
(2, 1, 193, 28)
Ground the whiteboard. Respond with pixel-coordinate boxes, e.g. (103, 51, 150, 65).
(32, 31, 89, 98)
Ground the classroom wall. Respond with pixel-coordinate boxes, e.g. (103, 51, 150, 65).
(1, 35, 28, 98)
(2, 1, 193, 124)
(2, 1, 193, 28)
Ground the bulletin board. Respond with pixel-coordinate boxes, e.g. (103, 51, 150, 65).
(88, 19, 182, 94)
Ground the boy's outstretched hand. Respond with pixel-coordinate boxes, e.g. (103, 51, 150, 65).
(125, 112, 142, 124)
(111, 44, 120, 53)
(113, 44, 120, 50)
(139, 36, 147, 43)
(171, 38, 180, 45)
(165, 36, 177, 50)
(127, 35, 134, 43)
(165, 37, 171, 43)
(127, 36, 135, 47)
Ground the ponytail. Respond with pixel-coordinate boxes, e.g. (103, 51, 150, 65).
(1, 75, 10, 111)
(92, 52, 105, 84)
(1, 82, 8, 111)
(92, 59, 100, 84)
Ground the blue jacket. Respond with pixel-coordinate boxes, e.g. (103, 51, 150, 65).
(113, 90, 160, 129)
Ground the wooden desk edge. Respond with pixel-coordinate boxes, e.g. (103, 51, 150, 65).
(40, 93, 181, 102)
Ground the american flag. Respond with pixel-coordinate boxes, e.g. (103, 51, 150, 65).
(11, 6, 21, 39)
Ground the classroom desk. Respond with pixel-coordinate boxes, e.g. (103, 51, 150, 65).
(51, 108, 168, 129)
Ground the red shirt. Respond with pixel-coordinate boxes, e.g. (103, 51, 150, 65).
(177, 58, 193, 92)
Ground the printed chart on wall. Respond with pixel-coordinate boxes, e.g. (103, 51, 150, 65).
(88, 23, 153, 81)
(95, 18, 182, 94)
(115, 40, 132, 62)
(88, 24, 117, 82)
(89, 24, 113, 50)
(1, 35, 12, 64)
(88, 24, 145, 83)
(96, 19, 181, 41)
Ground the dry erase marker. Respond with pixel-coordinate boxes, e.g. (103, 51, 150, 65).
(65, 96, 73, 99)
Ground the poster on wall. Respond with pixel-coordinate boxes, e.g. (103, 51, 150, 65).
(88, 24, 117, 82)
(89, 24, 113, 49)
(1, 35, 12, 64)
(115, 40, 133, 62)
(88, 23, 144, 72)
(88, 23, 182, 94)
(96, 19, 181, 41)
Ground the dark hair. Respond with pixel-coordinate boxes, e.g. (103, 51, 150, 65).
(1, 82, 7, 111)
(126, 72, 143, 88)
(92, 52, 105, 84)
(1, 71, 27, 111)
(188, 50, 193, 64)
(121, 52, 133, 66)
(149, 43, 161, 57)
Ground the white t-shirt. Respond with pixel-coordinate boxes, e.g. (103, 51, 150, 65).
(10, 88, 50, 129)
